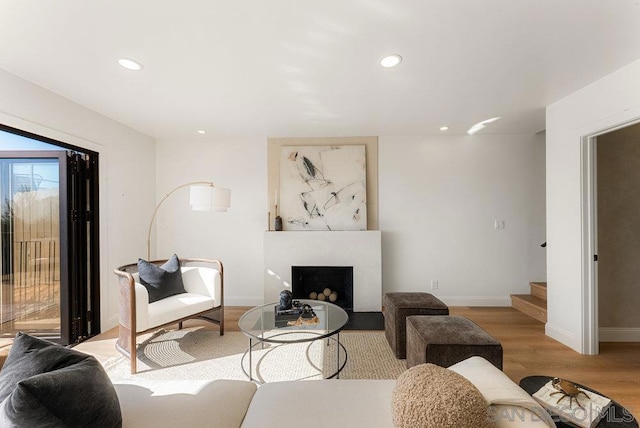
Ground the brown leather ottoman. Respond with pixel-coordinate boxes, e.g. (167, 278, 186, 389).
(383, 292, 449, 359)
(406, 315, 503, 370)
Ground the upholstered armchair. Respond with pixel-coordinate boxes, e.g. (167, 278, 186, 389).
(113, 257, 224, 374)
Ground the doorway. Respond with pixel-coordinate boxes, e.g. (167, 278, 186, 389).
(582, 120, 640, 354)
(0, 126, 100, 345)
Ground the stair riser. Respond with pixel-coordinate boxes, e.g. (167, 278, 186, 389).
(511, 296, 547, 323)
(530, 283, 547, 301)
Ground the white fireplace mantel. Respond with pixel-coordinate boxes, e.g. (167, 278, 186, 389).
(263, 231, 382, 312)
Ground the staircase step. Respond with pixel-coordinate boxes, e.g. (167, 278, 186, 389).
(511, 294, 547, 323)
(530, 282, 547, 301)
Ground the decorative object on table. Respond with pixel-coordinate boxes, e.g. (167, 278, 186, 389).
(274, 214, 283, 231)
(550, 377, 590, 409)
(274, 300, 318, 327)
(277, 290, 293, 311)
(532, 378, 611, 428)
(286, 314, 320, 326)
(279, 145, 367, 231)
(146, 180, 231, 259)
(274, 190, 283, 231)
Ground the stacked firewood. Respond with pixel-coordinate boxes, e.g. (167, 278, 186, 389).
(309, 288, 338, 302)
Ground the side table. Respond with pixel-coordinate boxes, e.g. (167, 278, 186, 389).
(519, 376, 637, 428)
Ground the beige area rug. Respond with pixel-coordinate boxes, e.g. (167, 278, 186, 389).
(103, 328, 406, 383)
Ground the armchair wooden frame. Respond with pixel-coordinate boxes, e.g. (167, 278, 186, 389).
(114, 257, 224, 374)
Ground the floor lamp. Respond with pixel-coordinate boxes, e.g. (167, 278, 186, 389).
(146, 181, 231, 260)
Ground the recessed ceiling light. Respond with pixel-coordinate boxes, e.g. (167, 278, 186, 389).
(197, 130, 206, 135)
(440, 126, 449, 131)
(118, 58, 143, 71)
(379, 54, 402, 68)
(467, 117, 501, 135)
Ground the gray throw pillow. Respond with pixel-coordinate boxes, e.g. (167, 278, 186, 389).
(0, 333, 122, 428)
(138, 254, 186, 303)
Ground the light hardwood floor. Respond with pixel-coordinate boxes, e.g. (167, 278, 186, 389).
(76, 306, 640, 416)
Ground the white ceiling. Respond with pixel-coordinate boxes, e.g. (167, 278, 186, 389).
(1, 1, 640, 139)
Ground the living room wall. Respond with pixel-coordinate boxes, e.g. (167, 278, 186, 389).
(155, 133, 546, 308)
(153, 137, 267, 306)
(379, 134, 546, 305)
(0, 68, 157, 331)
(546, 57, 640, 353)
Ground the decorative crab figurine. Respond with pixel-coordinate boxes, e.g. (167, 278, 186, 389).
(550, 377, 590, 409)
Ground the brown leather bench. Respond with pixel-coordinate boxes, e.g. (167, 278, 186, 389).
(383, 292, 449, 359)
(406, 315, 503, 370)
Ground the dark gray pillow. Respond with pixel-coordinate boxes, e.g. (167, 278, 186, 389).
(138, 254, 186, 303)
(0, 333, 122, 428)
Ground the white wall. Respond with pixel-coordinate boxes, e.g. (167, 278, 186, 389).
(546, 58, 640, 352)
(155, 134, 546, 307)
(0, 68, 156, 331)
(379, 135, 547, 305)
(154, 137, 266, 306)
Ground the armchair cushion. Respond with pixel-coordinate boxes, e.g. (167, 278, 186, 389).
(0, 333, 122, 428)
(146, 293, 215, 331)
(138, 254, 186, 303)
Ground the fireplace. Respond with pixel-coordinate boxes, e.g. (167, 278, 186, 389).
(292, 266, 354, 311)
(263, 231, 382, 312)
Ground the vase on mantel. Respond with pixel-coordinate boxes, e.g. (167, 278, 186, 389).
(274, 215, 283, 231)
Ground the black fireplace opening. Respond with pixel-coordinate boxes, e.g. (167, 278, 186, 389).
(291, 266, 354, 311)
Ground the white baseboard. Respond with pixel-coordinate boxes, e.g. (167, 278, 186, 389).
(599, 327, 640, 342)
(103, 313, 119, 331)
(545, 322, 581, 352)
(439, 296, 512, 307)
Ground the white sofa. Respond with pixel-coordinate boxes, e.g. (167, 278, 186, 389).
(112, 357, 555, 428)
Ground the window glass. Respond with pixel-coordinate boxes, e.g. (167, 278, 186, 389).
(0, 129, 60, 150)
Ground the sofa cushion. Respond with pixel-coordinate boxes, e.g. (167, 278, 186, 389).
(113, 379, 256, 428)
(391, 363, 495, 428)
(0, 333, 122, 428)
(242, 379, 397, 428)
(138, 254, 186, 303)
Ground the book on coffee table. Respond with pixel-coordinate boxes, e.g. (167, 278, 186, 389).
(532, 380, 611, 428)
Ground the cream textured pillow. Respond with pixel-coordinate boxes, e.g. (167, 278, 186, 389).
(391, 363, 495, 428)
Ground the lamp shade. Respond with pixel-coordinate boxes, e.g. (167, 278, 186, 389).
(189, 185, 231, 212)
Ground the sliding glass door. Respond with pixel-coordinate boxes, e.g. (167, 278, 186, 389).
(0, 153, 65, 340)
(0, 150, 99, 344)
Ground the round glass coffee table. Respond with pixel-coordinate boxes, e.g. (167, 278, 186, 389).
(238, 299, 349, 382)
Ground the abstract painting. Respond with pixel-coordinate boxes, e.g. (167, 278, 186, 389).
(279, 145, 367, 231)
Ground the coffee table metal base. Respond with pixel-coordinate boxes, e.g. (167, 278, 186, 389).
(241, 331, 348, 383)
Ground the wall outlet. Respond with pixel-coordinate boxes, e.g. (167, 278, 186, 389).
(494, 220, 505, 230)
(431, 280, 439, 290)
